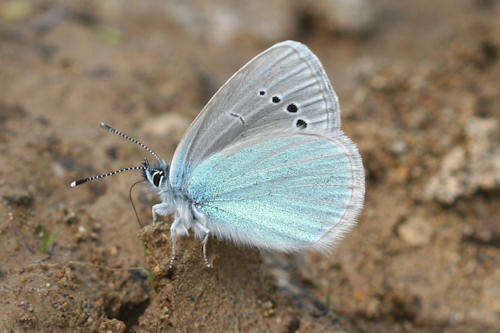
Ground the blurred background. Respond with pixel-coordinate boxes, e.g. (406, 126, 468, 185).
(0, 0, 498, 331)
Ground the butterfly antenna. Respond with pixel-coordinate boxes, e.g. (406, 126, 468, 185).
(100, 122, 162, 163)
(70, 165, 145, 188)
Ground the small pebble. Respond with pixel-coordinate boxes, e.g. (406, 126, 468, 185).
(398, 217, 433, 246)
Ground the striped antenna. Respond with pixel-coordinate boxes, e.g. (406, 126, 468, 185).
(100, 122, 162, 163)
(70, 165, 145, 188)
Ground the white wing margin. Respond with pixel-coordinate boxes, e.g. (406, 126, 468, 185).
(170, 41, 342, 190)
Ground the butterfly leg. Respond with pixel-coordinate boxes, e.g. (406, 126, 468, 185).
(168, 218, 180, 269)
(192, 204, 212, 268)
(197, 223, 211, 268)
(152, 203, 174, 227)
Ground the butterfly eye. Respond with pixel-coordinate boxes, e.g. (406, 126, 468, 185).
(152, 171, 163, 187)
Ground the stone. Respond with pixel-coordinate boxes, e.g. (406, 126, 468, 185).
(423, 147, 467, 204)
(398, 217, 433, 246)
(422, 117, 499, 204)
(466, 117, 500, 193)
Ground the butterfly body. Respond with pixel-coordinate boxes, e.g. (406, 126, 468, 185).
(72, 41, 365, 267)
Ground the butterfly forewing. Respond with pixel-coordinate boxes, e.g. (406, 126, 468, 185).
(170, 41, 342, 190)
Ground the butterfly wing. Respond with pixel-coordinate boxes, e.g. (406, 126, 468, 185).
(170, 41, 341, 190)
(186, 131, 364, 251)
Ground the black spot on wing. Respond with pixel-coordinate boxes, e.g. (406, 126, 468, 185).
(296, 119, 307, 129)
(287, 103, 298, 113)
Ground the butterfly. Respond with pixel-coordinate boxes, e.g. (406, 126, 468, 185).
(71, 41, 365, 268)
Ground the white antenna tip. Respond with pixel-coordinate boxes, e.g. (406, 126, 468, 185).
(70, 181, 76, 188)
(100, 122, 106, 127)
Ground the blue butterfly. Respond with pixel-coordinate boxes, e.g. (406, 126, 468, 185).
(71, 41, 365, 268)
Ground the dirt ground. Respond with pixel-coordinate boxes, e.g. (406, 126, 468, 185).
(0, 0, 498, 331)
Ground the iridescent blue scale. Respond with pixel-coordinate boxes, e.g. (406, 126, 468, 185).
(187, 135, 357, 250)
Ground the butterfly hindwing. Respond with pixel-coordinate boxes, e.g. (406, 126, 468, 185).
(187, 132, 364, 251)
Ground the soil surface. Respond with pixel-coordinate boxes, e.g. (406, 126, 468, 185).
(1, 0, 498, 331)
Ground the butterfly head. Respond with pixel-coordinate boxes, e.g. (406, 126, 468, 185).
(142, 158, 170, 189)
